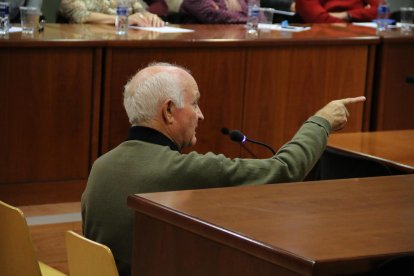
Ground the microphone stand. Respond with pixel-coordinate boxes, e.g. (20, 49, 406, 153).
(245, 137, 276, 155)
(221, 127, 275, 158)
(239, 143, 258, 158)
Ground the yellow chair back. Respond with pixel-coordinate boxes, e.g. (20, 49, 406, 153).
(65, 230, 119, 276)
(0, 200, 65, 276)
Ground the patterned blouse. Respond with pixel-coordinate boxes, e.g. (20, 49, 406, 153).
(180, 0, 248, 24)
(60, 0, 148, 23)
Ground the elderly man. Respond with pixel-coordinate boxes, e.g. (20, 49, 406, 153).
(82, 62, 365, 275)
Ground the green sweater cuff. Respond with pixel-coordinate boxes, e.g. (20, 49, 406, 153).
(306, 116, 332, 136)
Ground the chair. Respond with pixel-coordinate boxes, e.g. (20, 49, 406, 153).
(0, 200, 66, 276)
(65, 230, 119, 276)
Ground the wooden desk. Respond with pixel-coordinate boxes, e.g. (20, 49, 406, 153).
(128, 174, 414, 275)
(328, 130, 414, 173)
(0, 24, 378, 204)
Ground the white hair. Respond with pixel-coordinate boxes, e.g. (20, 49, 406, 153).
(123, 63, 190, 125)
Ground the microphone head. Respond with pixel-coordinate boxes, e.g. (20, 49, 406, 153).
(221, 127, 229, 135)
(230, 130, 246, 143)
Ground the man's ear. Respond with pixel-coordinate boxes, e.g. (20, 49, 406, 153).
(162, 100, 175, 124)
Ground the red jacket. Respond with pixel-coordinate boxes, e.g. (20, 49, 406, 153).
(296, 0, 378, 23)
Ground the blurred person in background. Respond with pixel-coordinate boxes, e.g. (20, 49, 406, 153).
(60, 0, 165, 27)
(179, 0, 248, 23)
(296, 0, 378, 23)
(179, 0, 296, 24)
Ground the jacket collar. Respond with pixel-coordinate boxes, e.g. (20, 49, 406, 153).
(127, 126, 179, 152)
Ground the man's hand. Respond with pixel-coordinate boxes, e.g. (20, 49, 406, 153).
(315, 96, 366, 131)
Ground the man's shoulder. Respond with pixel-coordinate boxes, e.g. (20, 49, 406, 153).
(93, 140, 180, 164)
(92, 140, 226, 171)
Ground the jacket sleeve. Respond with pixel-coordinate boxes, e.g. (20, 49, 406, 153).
(347, 0, 378, 22)
(177, 116, 332, 188)
(224, 116, 331, 185)
(296, 0, 343, 23)
(180, 0, 247, 23)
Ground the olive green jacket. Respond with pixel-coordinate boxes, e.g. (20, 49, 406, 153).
(82, 116, 331, 276)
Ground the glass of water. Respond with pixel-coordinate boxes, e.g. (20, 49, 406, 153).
(400, 7, 414, 32)
(0, 2, 10, 35)
(116, 0, 130, 35)
(19, 6, 41, 34)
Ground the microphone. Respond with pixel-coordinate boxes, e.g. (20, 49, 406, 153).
(229, 130, 247, 143)
(221, 128, 276, 156)
(221, 127, 256, 158)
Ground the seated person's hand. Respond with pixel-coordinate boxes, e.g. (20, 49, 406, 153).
(329, 11, 349, 21)
(129, 12, 164, 27)
(315, 96, 366, 131)
(290, 2, 296, 12)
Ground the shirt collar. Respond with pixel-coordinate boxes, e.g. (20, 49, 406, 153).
(127, 126, 179, 152)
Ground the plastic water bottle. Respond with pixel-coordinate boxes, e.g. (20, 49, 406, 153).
(246, 0, 260, 33)
(116, 0, 129, 35)
(0, 2, 10, 36)
(376, 0, 390, 32)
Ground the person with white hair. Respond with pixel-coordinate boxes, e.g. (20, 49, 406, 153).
(81, 62, 366, 276)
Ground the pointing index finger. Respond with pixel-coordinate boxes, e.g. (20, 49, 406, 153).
(341, 96, 366, 105)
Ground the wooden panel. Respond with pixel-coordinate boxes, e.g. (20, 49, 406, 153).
(243, 45, 368, 158)
(0, 48, 101, 204)
(102, 48, 246, 157)
(373, 43, 414, 130)
(132, 212, 300, 276)
(0, 180, 86, 206)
